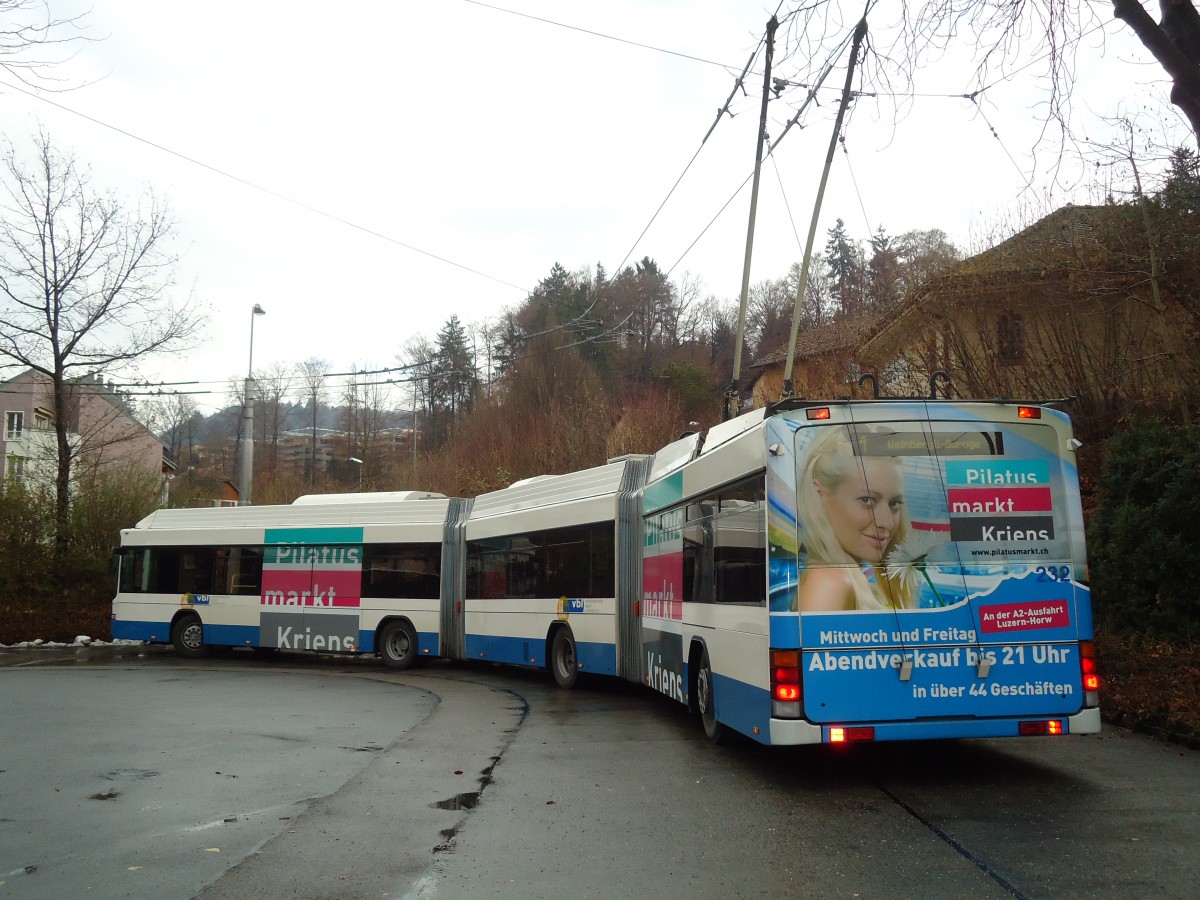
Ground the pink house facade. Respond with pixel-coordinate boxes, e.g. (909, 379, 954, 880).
(2, 369, 172, 499)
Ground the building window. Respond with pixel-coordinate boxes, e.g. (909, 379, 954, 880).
(997, 313, 1025, 365)
(5, 454, 24, 482)
(5, 411, 22, 440)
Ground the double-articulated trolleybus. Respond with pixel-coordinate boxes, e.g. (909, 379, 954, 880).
(112, 399, 1100, 745)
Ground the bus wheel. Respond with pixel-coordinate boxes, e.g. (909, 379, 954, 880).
(171, 614, 208, 659)
(697, 650, 729, 745)
(550, 628, 579, 689)
(379, 621, 418, 671)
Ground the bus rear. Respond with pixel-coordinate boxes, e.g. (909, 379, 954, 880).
(766, 400, 1100, 744)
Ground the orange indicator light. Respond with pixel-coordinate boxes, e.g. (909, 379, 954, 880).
(806, 407, 832, 421)
(828, 726, 875, 743)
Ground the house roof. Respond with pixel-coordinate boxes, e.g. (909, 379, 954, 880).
(943, 204, 1123, 278)
(857, 204, 1135, 356)
(750, 312, 885, 368)
(749, 204, 1136, 370)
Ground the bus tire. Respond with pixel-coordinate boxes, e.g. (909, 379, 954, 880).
(171, 614, 208, 659)
(697, 649, 729, 745)
(379, 620, 418, 670)
(550, 628, 579, 689)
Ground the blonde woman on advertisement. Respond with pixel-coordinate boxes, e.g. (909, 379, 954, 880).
(795, 425, 917, 611)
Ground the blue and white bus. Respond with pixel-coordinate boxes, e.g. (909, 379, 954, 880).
(638, 398, 1099, 744)
(112, 399, 1100, 745)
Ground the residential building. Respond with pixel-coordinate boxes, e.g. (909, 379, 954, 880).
(1, 369, 173, 497)
(750, 205, 1198, 435)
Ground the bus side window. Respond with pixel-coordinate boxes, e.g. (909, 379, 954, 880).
(714, 501, 765, 604)
(229, 547, 263, 595)
(713, 476, 765, 604)
(684, 502, 714, 604)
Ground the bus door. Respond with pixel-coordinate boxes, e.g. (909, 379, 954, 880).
(260, 527, 365, 653)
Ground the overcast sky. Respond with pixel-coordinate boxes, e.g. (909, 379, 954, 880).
(0, 0, 1180, 413)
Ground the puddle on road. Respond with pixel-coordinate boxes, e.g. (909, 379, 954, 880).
(432, 792, 480, 811)
(100, 768, 160, 781)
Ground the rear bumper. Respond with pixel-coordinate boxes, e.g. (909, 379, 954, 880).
(769, 706, 1101, 744)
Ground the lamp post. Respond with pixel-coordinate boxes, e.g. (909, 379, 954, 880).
(239, 303, 266, 505)
(348, 456, 363, 491)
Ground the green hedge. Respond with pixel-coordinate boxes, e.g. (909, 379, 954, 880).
(1088, 420, 1200, 640)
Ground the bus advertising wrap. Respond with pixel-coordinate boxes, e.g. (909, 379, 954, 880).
(261, 527, 364, 652)
(765, 406, 1090, 724)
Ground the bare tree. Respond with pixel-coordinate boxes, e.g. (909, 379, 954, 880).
(0, 132, 202, 548)
(256, 360, 294, 471)
(1, 0, 90, 86)
(295, 357, 328, 485)
(339, 369, 390, 488)
(141, 392, 199, 464)
(776, 2, 1200, 145)
(400, 335, 434, 452)
(747, 277, 793, 360)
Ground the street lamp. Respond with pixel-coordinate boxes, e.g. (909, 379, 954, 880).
(239, 303, 267, 505)
(348, 456, 363, 490)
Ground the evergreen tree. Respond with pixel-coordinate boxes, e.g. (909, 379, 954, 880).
(429, 315, 478, 446)
(1161, 146, 1200, 214)
(866, 226, 901, 311)
(824, 219, 866, 317)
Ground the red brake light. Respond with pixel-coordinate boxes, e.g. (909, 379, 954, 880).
(773, 667, 800, 684)
(770, 649, 803, 716)
(806, 407, 831, 420)
(1079, 641, 1100, 692)
(1017, 406, 1041, 419)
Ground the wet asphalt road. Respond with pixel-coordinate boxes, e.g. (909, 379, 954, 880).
(1, 644, 1197, 899)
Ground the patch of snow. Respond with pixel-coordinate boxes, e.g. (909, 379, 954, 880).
(0, 636, 146, 649)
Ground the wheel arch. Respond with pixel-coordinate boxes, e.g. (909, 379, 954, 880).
(545, 620, 572, 669)
(686, 637, 709, 716)
(374, 614, 418, 650)
(170, 608, 202, 629)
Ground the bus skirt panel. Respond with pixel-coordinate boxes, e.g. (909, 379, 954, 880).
(464, 632, 617, 675)
(713, 671, 772, 745)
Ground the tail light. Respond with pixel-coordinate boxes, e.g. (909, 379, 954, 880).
(770, 649, 802, 718)
(1080, 641, 1100, 703)
(1019, 720, 1064, 736)
(1017, 406, 1041, 419)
